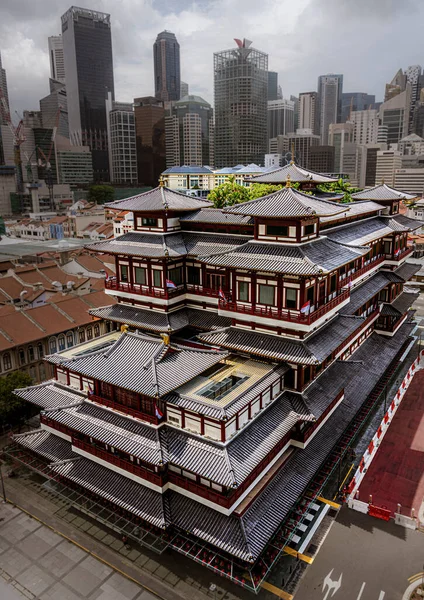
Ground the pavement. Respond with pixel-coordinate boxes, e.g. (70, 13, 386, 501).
(295, 505, 424, 600)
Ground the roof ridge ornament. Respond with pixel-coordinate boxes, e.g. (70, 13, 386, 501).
(286, 174, 291, 188)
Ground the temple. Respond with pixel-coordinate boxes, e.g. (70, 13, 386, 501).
(9, 171, 422, 592)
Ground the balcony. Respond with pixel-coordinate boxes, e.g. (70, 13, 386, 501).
(185, 284, 220, 298)
(87, 393, 159, 425)
(105, 278, 183, 299)
(385, 247, 413, 262)
(350, 255, 385, 282)
(220, 288, 350, 325)
(72, 438, 164, 487)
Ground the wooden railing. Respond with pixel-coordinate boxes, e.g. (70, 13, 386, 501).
(105, 279, 183, 299)
(220, 288, 350, 325)
(385, 247, 413, 261)
(87, 393, 159, 425)
(185, 284, 221, 298)
(350, 255, 385, 282)
(72, 438, 164, 486)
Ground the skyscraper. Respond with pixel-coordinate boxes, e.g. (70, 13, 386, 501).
(341, 92, 375, 122)
(214, 38, 268, 168)
(165, 95, 214, 168)
(153, 31, 181, 103)
(267, 71, 278, 101)
(0, 51, 9, 165)
(328, 122, 354, 172)
(40, 79, 69, 139)
(106, 93, 137, 185)
(48, 36, 66, 84)
(299, 92, 318, 134)
(134, 96, 166, 187)
(317, 74, 343, 145)
(405, 65, 422, 133)
(61, 6, 114, 181)
(180, 81, 189, 98)
(379, 88, 411, 146)
(267, 99, 294, 142)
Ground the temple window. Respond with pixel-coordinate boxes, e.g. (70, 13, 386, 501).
(306, 286, 315, 305)
(330, 274, 337, 293)
(120, 264, 129, 282)
(58, 335, 66, 351)
(86, 327, 93, 340)
(100, 381, 113, 399)
(79, 330, 85, 343)
(266, 224, 289, 237)
(49, 337, 57, 354)
(304, 224, 315, 235)
(28, 346, 35, 362)
(168, 267, 183, 286)
(94, 324, 100, 337)
(66, 332, 74, 347)
(134, 267, 146, 285)
(152, 269, 162, 287)
(187, 266, 200, 285)
(142, 217, 157, 227)
(258, 284, 275, 306)
(238, 281, 249, 302)
(3, 353, 11, 371)
(303, 366, 311, 386)
(285, 288, 297, 309)
(19, 348, 26, 365)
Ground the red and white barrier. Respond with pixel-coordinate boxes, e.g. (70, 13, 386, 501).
(347, 349, 424, 502)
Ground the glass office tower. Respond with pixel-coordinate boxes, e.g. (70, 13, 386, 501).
(61, 6, 114, 181)
(153, 31, 181, 103)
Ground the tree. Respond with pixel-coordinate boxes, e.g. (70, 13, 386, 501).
(0, 371, 33, 431)
(248, 183, 284, 200)
(317, 178, 362, 203)
(88, 185, 115, 205)
(208, 176, 251, 208)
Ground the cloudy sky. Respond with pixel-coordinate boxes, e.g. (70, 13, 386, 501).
(1, 0, 424, 116)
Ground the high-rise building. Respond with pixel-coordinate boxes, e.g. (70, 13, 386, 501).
(384, 69, 407, 102)
(0, 51, 10, 165)
(267, 71, 278, 101)
(341, 142, 362, 186)
(165, 95, 214, 168)
(278, 128, 320, 168)
(341, 92, 375, 123)
(317, 74, 343, 145)
(40, 79, 69, 139)
(328, 122, 354, 172)
(214, 38, 268, 168)
(405, 65, 422, 133)
(106, 93, 137, 185)
(394, 168, 424, 196)
(153, 31, 181, 103)
(180, 81, 189, 98)
(55, 134, 93, 185)
(134, 96, 166, 187)
(299, 92, 318, 134)
(290, 95, 299, 131)
(61, 6, 114, 181)
(363, 145, 382, 187)
(375, 149, 402, 186)
(267, 99, 294, 143)
(413, 89, 424, 138)
(48, 36, 66, 84)
(350, 109, 379, 145)
(378, 88, 411, 146)
(309, 145, 335, 173)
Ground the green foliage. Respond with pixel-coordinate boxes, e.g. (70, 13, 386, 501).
(88, 185, 115, 205)
(317, 178, 362, 204)
(0, 371, 33, 430)
(248, 183, 284, 200)
(208, 176, 251, 208)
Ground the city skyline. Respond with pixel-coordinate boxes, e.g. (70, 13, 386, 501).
(1, 0, 424, 117)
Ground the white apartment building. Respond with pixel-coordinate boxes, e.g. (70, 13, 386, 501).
(299, 92, 318, 134)
(350, 109, 379, 145)
(375, 150, 403, 186)
(394, 169, 424, 197)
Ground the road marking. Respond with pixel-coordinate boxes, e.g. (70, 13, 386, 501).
(356, 582, 366, 599)
(323, 569, 342, 599)
(283, 546, 314, 563)
(317, 496, 341, 509)
(261, 581, 293, 599)
(378, 592, 386, 600)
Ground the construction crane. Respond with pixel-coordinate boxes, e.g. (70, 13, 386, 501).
(0, 87, 25, 194)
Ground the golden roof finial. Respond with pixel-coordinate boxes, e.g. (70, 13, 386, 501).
(290, 142, 295, 165)
(381, 178, 385, 185)
(159, 175, 165, 187)
(286, 174, 291, 188)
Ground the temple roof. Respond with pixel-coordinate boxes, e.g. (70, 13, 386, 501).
(224, 186, 347, 218)
(391, 290, 419, 314)
(86, 232, 251, 259)
(104, 185, 212, 212)
(320, 200, 383, 225)
(200, 238, 366, 276)
(340, 272, 393, 315)
(88, 305, 231, 334)
(247, 163, 338, 184)
(198, 315, 366, 366)
(12, 430, 77, 462)
(391, 262, 421, 282)
(387, 214, 424, 231)
(179, 208, 253, 225)
(326, 217, 408, 247)
(56, 331, 228, 397)
(351, 183, 417, 202)
(13, 380, 85, 410)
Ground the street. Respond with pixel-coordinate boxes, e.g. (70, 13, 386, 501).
(295, 506, 424, 600)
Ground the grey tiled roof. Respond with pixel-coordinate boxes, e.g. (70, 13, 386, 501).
(13, 381, 85, 410)
(351, 183, 417, 201)
(326, 217, 406, 247)
(12, 430, 77, 462)
(340, 273, 392, 315)
(86, 232, 250, 259)
(391, 291, 419, 314)
(392, 262, 421, 282)
(320, 201, 383, 224)
(60, 332, 228, 397)
(199, 315, 367, 366)
(200, 238, 365, 275)
(180, 208, 252, 225)
(389, 215, 424, 231)
(47, 401, 163, 464)
(247, 163, 338, 184)
(105, 186, 212, 212)
(380, 303, 402, 317)
(88, 304, 231, 334)
(224, 187, 347, 218)
(51, 457, 168, 529)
